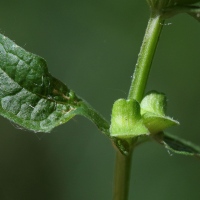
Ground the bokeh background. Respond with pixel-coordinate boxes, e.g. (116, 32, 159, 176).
(0, 0, 200, 199)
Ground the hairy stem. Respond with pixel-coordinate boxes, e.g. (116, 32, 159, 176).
(113, 12, 165, 200)
(128, 12, 164, 103)
(113, 150, 133, 200)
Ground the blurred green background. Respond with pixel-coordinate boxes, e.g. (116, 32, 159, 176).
(0, 0, 200, 199)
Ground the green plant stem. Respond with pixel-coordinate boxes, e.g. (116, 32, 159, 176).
(113, 150, 133, 200)
(128, 12, 165, 103)
(113, 12, 165, 200)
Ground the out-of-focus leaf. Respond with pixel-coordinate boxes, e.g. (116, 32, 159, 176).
(146, 0, 200, 13)
(162, 5, 200, 22)
(154, 132, 200, 157)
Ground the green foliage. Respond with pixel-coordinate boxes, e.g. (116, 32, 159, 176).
(0, 33, 133, 156)
(155, 132, 200, 156)
(163, 5, 200, 22)
(0, 34, 108, 133)
(0, 2, 200, 158)
(1, 1, 200, 200)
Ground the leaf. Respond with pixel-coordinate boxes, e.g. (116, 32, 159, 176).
(154, 132, 200, 157)
(0, 33, 131, 156)
(0, 33, 82, 132)
(141, 91, 179, 134)
(162, 5, 200, 22)
(0, 34, 107, 133)
(110, 99, 149, 139)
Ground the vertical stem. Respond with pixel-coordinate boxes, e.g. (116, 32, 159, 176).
(128, 12, 164, 103)
(113, 12, 165, 200)
(113, 150, 133, 200)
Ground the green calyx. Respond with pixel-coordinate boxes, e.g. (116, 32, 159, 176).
(110, 91, 179, 140)
(141, 91, 179, 134)
(110, 99, 149, 139)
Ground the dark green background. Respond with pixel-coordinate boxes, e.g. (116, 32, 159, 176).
(0, 0, 200, 199)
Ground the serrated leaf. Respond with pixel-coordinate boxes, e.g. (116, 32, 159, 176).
(154, 132, 200, 157)
(0, 33, 131, 156)
(110, 99, 149, 139)
(141, 91, 179, 134)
